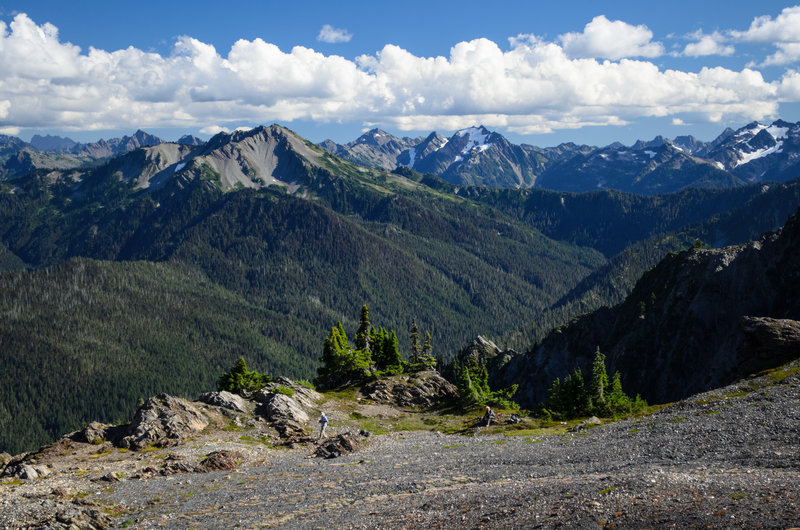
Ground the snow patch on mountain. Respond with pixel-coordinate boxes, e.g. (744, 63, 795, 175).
(766, 124, 789, 140)
(734, 143, 783, 168)
(405, 147, 416, 167)
(456, 127, 492, 154)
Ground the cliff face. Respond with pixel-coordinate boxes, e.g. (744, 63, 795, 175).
(497, 208, 800, 407)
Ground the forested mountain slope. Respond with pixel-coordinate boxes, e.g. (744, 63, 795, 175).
(495, 207, 800, 407)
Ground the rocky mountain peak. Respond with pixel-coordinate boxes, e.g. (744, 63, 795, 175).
(29, 134, 78, 152)
(177, 134, 204, 146)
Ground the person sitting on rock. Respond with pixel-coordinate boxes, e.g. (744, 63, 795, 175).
(318, 412, 328, 440)
(483, 406, 495, 427)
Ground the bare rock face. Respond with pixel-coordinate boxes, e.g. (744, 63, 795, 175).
(255, 391, 311, 439)
(117, 394, 208, 450)
(258, 392, 310, 424)
(360, 370, 459, 409)
(198, 390, 248, 413)
(497, 208, 800, 406)
(736, 317, 800, 374)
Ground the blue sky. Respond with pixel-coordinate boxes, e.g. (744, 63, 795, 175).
(1, 1, 799, 146)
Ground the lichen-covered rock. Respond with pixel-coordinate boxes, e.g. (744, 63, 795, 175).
(260, 392, 309, 424)
(360, 370, 459, 409)
(117, 394, 208, 450)
(79, 421, 111, 444)
(254, 377, 323, 409)
(198, 390, 248, 413)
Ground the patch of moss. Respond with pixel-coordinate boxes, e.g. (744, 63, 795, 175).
(767, 366, 800, 383)
(274, 386, 295, 397)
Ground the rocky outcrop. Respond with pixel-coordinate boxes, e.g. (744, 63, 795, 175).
(256, 377, 323, 410)
(360, 370, 459, 409)
(256, 393, 309, 438)
(74, 421, 128, 445)
(199, 450, 241, 471)
(1, 461, 51, 480)
(198, 390, 248, 413)
(251, 379, 323, 440)
(116, 394, 208, 450)
(459, 335, 517, 374)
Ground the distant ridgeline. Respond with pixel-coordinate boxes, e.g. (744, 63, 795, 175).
(0, 123, 799, 454)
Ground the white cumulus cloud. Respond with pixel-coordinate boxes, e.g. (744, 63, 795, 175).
(559, 15, 664, 60)
(0, 11, 796, 137)
(317, 24, 352, 44)
(732, 5, 800, 43)
(731, 6, 800, 65)
(682, 31, 735, 57)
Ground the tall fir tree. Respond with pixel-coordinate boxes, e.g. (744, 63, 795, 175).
(410, 319, 420, 363)
(354, 304, 371, 353)
(590, 346, 609, 413)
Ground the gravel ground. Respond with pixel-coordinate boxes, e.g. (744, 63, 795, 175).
(2, 364, 799, 529)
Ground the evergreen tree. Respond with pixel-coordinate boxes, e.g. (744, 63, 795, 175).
(371, 326, 402, 371)
(384, 329, 402, 369)
(543, 354, 647, 420)
(354, 304, 371, 353)
(590, 346, 609, 414)
(409, 319, 420, 363)
(316, 322, 373, 388)
(544, 368, 588, 418)
(421, 331, 437, 368)
(452, 355, 518, 410)
(218, 357, 269, 393)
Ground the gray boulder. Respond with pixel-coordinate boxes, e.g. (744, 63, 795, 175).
(570, 416, 602, 432)
(258, 392, 309, 424)
(256, 392, 310, 439)
(79, 422, 110, 444)
(198, 390, 248, 413)
(2, 462, 50, 480)
(117, 394, 208, 450)
(313, 433, 363, 459)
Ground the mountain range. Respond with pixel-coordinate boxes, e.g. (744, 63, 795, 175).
(320, 120, 800, 193)
(0, 120, 799, 455)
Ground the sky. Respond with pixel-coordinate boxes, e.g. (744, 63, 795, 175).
(1, 0, 800, 147)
